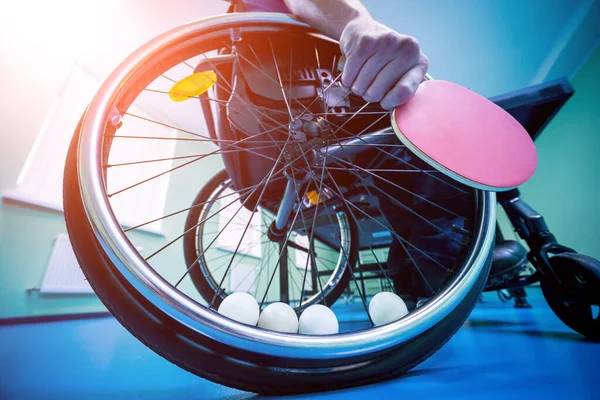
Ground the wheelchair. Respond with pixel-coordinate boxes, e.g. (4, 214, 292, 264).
(63, 9, 599, 395)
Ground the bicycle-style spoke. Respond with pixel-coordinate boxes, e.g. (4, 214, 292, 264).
(234, 43, 347, 120)
(107, 117, 301, 198)
(205, 240, 267, 275)
(124, 112, 216, 142)
(323, 168, 430, 298)
(108, 133, 287, 145)
(286, 159, 330, 308)
(324, 118, 467, 205)
(122, 175, 286, 233)
(294, 138, 374, 320)
(105, 143, 279, 168)
(316, 177, 377, 322)
(330, 124, 451, 284)
(143, 87, 289, 117)
(325, 131, 459, 264)
(332, 159, 441, 294)
(109, 132, 288, 146)
(234, 44, 312, 115)
(225, 243, 272, 293)
(208, 134, 294, 308)
(287, 142, 376, 311)
(244, 241, 279, 298)
(174, 179, 278, 286)
(298, 134, 333, 309)
(160, 74, 177, 83)
(259, 180, 313, 309)
(328, 153, 464, 220)
(324, 171, 452, 274)
(108, 134, 213, 143)
(108, 153, 211, 198)
(269, 39, 293, 120)
(326, 136, 468, 243)
(313, 111, 388, 116)
(125, 110, 289, 146)
(367, 246, 396, 293)
(155, 52, 294, 161)
(256, 242, 275, 301)
(349, 169, 468, 244)
(156, 183, 261, 265)
(325, 167, 437, 173)
(149, 155, 290, 264)
(198, 51, 295, 140)
(324, 117, 468, 194)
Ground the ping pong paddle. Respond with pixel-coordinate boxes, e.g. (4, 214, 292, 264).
(337, 57, 537, 191)
(390, 79, 537, 191)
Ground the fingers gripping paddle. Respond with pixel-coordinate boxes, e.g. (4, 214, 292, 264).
(338, 57, 537, 191)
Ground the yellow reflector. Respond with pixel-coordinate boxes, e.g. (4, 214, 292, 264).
(168, 71, 217, 101)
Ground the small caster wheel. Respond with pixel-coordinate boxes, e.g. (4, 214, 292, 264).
(498, 289, 512, 303)
(541, 253, 600, 340)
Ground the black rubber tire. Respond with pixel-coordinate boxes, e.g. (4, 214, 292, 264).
(182, 169, 355, 309)
(541, 252, 600, 340)
(65, 115, 492, 394)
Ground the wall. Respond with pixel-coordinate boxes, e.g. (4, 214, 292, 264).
(0, 0, 598, 318)
(0, 0, 229, 318)
(362, 0, 598, 96)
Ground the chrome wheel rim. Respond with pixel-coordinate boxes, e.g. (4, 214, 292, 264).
(77, 12, 496, 360)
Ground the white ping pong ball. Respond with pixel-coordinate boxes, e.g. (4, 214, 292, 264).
(218, 292, 260, 326)
(258, 302, 299, 333)
(369, 292, 409, 326)
(298, 304, 339, 335)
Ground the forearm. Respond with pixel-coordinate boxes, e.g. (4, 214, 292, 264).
(282, 0, 372, 40)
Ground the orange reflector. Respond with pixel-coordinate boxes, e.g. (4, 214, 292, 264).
(306, 190, 321, 205)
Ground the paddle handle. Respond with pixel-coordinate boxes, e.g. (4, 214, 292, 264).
(336, 54, 432, 81)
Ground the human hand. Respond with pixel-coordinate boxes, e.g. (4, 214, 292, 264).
(339, 17, 428, 110)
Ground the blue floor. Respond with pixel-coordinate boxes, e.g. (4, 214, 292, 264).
(1, 288, 599, 399)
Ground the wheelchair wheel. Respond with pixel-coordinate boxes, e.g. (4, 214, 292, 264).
(541, 253, 600, 340)
(64, 12, 496, 394)
(498, 289, 512, 302)
(183, 169, 355, 311)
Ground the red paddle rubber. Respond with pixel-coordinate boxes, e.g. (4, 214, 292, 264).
(391, 80, 538, 191)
